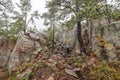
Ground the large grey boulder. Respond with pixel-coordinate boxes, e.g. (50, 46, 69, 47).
(0, 50, 11, 67)
(8, 35, 35, 74)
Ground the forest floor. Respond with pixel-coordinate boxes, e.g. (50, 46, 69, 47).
(0, 33, 120, 80)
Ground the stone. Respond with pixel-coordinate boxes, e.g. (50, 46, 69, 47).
(17, 36, 35, 53)
(36, 47, 42, 52)
(16, 68, 32, 80)
(8, 35, 35, 73)
(0, 50, 11, 67)
(0, 56, 8, 67)
(73, 68, 80, 71)
(34, 42, 40, 48)
(29, 33, 39, 40)
(33, 51, 39, 55)
(47, 59, 57, 67)
(8, 52, 19, 74)
(65, 69, 78, 78)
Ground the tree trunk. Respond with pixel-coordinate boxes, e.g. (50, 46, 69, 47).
(89, 21, 93, 49)
(52, 17, 55, 51)
(75, 0, 87, 55)
(24, 6, 27, 33)
(77, 21, 87, 55)
(98, 18, 104, 37)
(24, 13, 27, 33)
(52, 21, 55, 50)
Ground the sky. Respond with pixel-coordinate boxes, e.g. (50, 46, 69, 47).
(30, 0, 49, 31)
(12, 0, 49, 31)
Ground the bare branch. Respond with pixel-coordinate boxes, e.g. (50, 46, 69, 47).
(0, 0, 12, 11)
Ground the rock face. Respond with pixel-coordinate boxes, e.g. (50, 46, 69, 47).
(58, 27, 77, 47)
(17, 35, 35, 53)
(91, 17, 120, 48)
(0, 69, 8, 80)
(8, 35, 35, 73)
(0, 32, 49, 75)
(0, 50, 11, 67)
(58, 17, 120, 54)
(0, 38, 15, 67)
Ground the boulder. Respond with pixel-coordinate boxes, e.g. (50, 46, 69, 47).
(8, 38, 20, 73)
(0, 38, 15, 67)
(0, 50, 11, 67)
(17, 35, 35, 53)
(8, 35, 35, 73)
